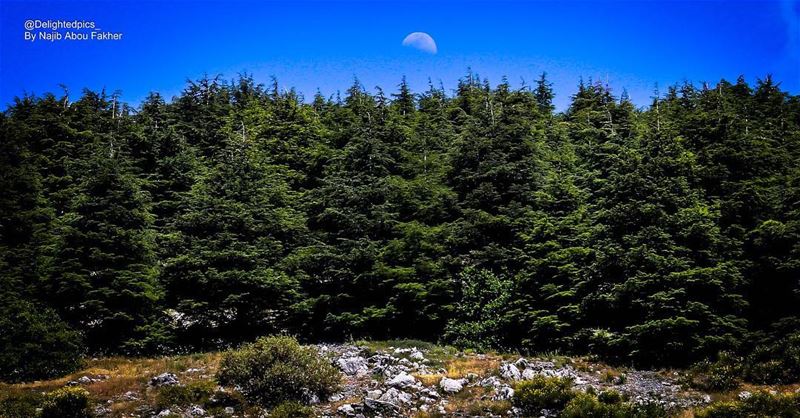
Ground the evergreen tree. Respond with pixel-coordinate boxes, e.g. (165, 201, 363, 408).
(45, 145, 159, 353)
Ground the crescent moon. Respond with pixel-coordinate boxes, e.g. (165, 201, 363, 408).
(402, 32, 438, 54)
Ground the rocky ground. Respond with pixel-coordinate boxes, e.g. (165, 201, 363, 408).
(1, 341, 743, 417)
(313, 343, 711, 417)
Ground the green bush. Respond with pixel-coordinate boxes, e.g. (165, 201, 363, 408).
(697, 391, 800, 418)
(597, 390, 624, 404)
(513, 376, 575, 415)
(39, 387, 92, 418)
(689, 352, 743, 391)
(269, 401, 315, 418)
(0, 298, 83, 383)
(443, 267, 513, 351)
(561, 392, 667, 418)
(743, 329, 800, 384)
(156, 380, 215, 408)
(0, 390, 44, 418)
(216, 335, 341, 408)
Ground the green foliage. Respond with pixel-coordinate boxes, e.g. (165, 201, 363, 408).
(2, 74, 800, 372)
(696, 391, 800, 418)
(0, 390, 44, 418)
(39, 387, 92, 418)
(269, 401, 315, 418)
(513, 377, 665, 418)
(216, 335, 341, 408)
(561, 391, 666, 418)
(44, 147, 160, 353)
(156, 380, 216, 408)
(688, 352, 743, 391)
(742, 322, 800, 384)
(513, 376, 575, 415)
(0, 297, 83, 383)
(444, 267, 513, 350)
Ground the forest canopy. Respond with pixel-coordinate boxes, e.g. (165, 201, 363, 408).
(1, 72, 799, 381)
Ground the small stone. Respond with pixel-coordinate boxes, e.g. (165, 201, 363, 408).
(480, 376, 501, 388)
(337, 404, 356, 416)
(223, 406, 235, 414)
(420, 387, 440, 399)
(188, 405, 206, 416)
(337, 357, 369, 376)
(380, 387, 412, 404)
(439, 377, 467, 393)
(121, 391, 138, 401)
(387, 371, 416, 388)
(521, 368, 537, 380)
(500, 363, 521, 380)
(365, 397, 400, 412)
(493, 385, 515, 400)
(514, 358, 529, 369)
(150, 372, 179, 387)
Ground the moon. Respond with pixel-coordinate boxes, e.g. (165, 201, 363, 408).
(402, 32, 438, 54)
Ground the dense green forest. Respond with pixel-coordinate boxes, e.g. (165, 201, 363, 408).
(2, 73, 799, 382)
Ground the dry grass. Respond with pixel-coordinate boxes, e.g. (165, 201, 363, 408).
(412, 353, 501, 390)
(413, 373, 442, 387)
(0, 352, 223, 418)
(443, 355, 501, 378)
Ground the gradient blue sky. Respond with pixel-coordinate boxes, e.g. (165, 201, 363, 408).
(1, 0, 798, 111)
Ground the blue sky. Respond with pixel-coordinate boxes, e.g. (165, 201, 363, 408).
(1, 0, 798, 111)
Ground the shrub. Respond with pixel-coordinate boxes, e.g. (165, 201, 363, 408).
(696, 391, 800, 418)
(269, 401, 315, 418)
(443, 267, 513, 351)
(39, 387, 92, 418)
(0, 390, 43, 418)
(689, 352, 743, 391)
(561, 392, 667, 418)
(156, 380, 215, 408)
(513, 376, 575, 415)
(597, 390, 624, 404)
(216, 335, 341, 408)
(743, 328, 800, 384)
(0, 298, 83, 383)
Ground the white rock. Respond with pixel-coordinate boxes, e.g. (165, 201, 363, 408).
(439, 377, 467, 393)
(337, 404, 356, 416)
(521, 368, 537, 380)
(337, 357, 369, 376)
(500, 363, 521, 380)
(379, 387, 412, 404)
(188, 405, 206, 416)
(480, 376, 502, 388)
(387, 371, 416, 388)
(494, 385, 515, 400)
(420, 387, 440, 399)
(150, 373, 179, 387)
(514, 358, 529, 369)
